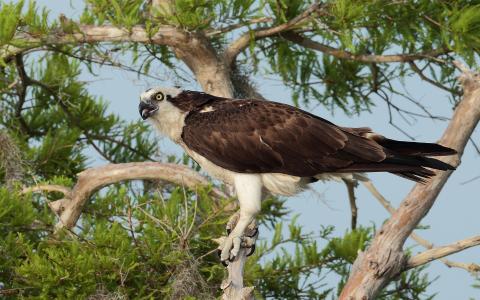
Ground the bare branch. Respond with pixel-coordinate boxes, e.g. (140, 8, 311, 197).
(340, 63, 480, 299)
(206, 17, 274, 37)
(223, 2, 322, 67)
(282, 32, 450, 63)
(2, 25, 187, 61)
(362, 180, 480, 274)
(342, 178, 358, 230)
(22, 184, 72, 197)
(20, 162, 225, 230)
(407, 236, 480, 269)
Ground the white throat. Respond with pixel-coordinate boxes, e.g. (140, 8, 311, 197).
(149, 100, 187, 143)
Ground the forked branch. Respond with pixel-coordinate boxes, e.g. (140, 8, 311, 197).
(362, 180, 480, 274)
(339, 62, 480, 299)
(223, 2, 322, 67)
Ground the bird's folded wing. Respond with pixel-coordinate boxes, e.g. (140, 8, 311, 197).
(182, 100, 386, 177)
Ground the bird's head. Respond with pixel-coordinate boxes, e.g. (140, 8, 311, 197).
(138, 87, 182, 120)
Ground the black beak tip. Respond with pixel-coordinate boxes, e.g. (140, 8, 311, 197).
(139, 102, 157, 120)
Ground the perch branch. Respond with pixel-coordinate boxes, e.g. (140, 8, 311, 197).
(407, 235, 480, 269)
(339, 62, 480, 299)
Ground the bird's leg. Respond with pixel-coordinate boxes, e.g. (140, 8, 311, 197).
(219, 174, 262, 264)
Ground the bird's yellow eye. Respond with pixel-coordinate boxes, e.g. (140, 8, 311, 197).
(155, 92, 164, 101)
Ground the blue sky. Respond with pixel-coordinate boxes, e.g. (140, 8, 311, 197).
(30, 1, 480, 298)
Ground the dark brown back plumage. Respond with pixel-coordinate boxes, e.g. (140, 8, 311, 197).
(177, 92, 456, 182)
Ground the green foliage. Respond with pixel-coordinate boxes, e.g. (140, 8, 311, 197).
(0, 183, 434, 299)
(324, 227, 370, 264)
(0, 1, 23, 45)
(2, 0, 476, 298)
(254, 0, 478, 113)
(83, 0, 145, 27)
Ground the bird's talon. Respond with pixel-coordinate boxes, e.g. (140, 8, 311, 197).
(221, 259, 228, 267)
(246, 227, 258, 238)
(246, 244, 256, 257)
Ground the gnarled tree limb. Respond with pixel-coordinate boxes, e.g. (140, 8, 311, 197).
(339, 63, 480, 299)
(24, 162, 225, 230)
(362, 180, 480, 274)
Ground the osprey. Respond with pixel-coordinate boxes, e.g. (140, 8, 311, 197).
(139, 87, 456, 264)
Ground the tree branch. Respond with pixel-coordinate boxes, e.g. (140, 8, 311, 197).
(408, 61, 459, 95)
(23, 162, 225, 230)
(362, 180, 480, 274)
(2, 25, 186, 61)
(282, 32, 450, 63)
(343, 178, 358, 230)
(223, 2, 322, 67)
(22, 184, 72, 197)
(339, 62, 480, 299)
(206, 17, 274, 37)
(406, 235, 480, 269)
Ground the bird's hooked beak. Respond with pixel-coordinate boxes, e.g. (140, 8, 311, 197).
(139, 101, 158, 120)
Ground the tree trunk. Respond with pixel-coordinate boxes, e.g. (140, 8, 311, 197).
(339, 64, 480, 299)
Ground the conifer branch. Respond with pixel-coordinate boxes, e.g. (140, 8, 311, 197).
(206, 17, 274, 37)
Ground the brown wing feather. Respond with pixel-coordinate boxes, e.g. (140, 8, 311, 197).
(182, 99, 387, 176)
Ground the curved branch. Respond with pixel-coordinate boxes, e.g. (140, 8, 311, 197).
(36, 162, 227, 230)
(406, 235, 480, 269)
(282, 32, 450, 63)
(340, 62, 480, 299)
(223, 2, 322, 67)
(22, 184, 72, 197)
